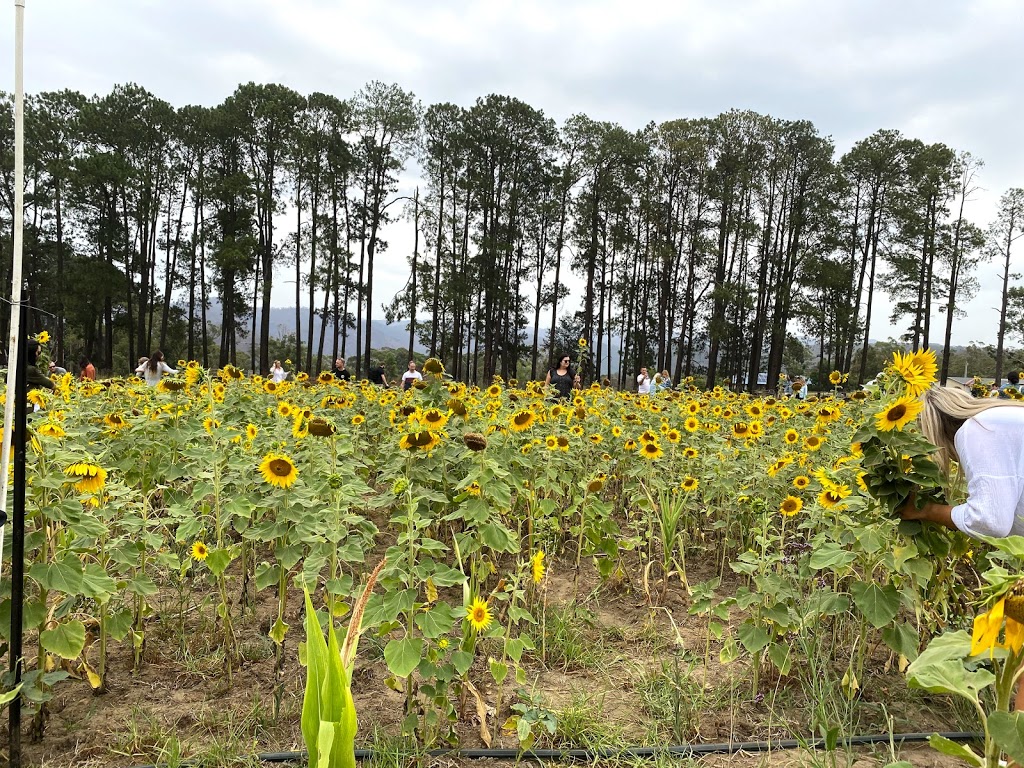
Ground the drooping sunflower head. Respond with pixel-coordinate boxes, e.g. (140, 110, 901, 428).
(732, 422, 750, 439)
(104, 413, 128, 431)
(65, 462, 108, 494)
(308, 418, 336, 437)
(37, 422, 66, 439)
(259, 453, 298, 489)
(463, 432, 488, 452)
(423, 357, 445, 375)
(399, 431, 442, 452)
(531, 551, 546, 584)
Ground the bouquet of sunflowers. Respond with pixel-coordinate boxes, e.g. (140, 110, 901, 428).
(853, 350, 948, 529)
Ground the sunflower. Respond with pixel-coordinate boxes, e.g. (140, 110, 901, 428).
(259, 453, 298, 489)
(36, 330, 50, 344)
(246, 423, 258, 441)
(65, 462, 107, 494)
(681, 476, 699, 492)
(318, 371, 335, 384)
(817, 488, 848, 510)
(907, 349, 938, 386)
(467, 597, 492, 632)
(277, 402, 293, 418)
(686, 401, 701, 415)
(486, 384, 502, 398)
(421, 408, 449, 430)
(683, 447, 699, 459)
(309, 418, 336, 437)
(784, 429, 799, 445)
(37, 422, 65, 439)
(399, 431, 442, 452)
(589, 433, 603, 444)
(570, 425, 584, 437)
(463, 432, 488, 451)
(971, 590, 1024, 657)
(191, 541, 209, 561)
(351, 414, 366, 426)
(684, 417, 700, 433)
(578, 338, 587, 348)
(611, 425, 622, 437)
(466, 481, 482, 497)
(556, 435, 570, 452)
(875, 395, 923, 432)
(666, 428, 681, 443)
(423, 357, 445, 375)
(531, 551, 546, 584)
(639, 429, 659, 445)
(828, 371, 843, 385)
(779, 496, 803, 517)
(509, 409, 536, 432)
(640, 441, 664, 460)
(793, 475, 810, 490)
(623, 438, 638, 452)
(732, 422, 750, 439)
(104, 413, 129, 432)
(203, 417, 220, 435)
(891, 351, 931, 397)
(804, 435, 824, 451)
(748, 421, 763, 438)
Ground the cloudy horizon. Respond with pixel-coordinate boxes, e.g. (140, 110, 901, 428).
(2, 0, 1022, 349)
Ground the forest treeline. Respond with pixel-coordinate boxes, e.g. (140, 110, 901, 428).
(2, 81, 1024, 388)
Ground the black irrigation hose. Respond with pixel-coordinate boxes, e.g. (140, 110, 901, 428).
(128, 730, 984, 767)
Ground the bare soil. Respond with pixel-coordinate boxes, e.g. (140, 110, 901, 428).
(4, 551, 970, 768)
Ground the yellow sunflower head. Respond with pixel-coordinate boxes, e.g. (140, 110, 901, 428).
(467, 597, 492, 632)
(874, 395, 923, 432)
(779, 496, 803, 517)
(259, 453, 298, 489)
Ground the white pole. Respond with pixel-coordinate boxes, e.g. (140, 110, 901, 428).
(1, 0, 28, 572)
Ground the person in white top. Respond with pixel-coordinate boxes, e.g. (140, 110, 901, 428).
(135, 350, 177, 386)
(637, 367, 651, 395)
(904, 385, 1024, 710)
(270, 360, 287, 383)
(401, 360, 423, 391)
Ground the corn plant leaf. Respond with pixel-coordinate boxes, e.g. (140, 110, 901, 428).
(302, 590, 329, 768)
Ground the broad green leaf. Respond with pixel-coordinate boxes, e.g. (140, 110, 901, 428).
(451, 650, 474, 675)
(927, 734, 982, 767)
(881, 622, 919, 661)
(850, 581, 900, 628)
(40, 620, 87, 659)
(205, 547, 234, 577)
(737, 621, 770, 654)
(384, 638, 424, 678)
(0, 684, 22, 706)
(126, 573, 159, 597)
(989, 712, 1024, 766)
(80, 563, 117, 604)
(907, 658, 994, 702)
(808, 544, 856, 571)
(767, 643, 791, 675)
(29, 557, 83, 595)
(106, 609, 134, 642)
(478, 523, 518, 553)
(415, 604, 456, 639)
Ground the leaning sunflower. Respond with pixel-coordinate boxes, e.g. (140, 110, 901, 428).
(875, 395, 924, 433)
(259, 453, 298, 489)
(509, 409, 536, 432)
(65, 462, 107, 494)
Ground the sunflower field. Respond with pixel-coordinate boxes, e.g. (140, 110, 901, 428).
(0, 350, 1015, 766)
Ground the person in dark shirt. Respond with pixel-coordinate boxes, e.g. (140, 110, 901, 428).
(545, 354, 580, 400)
(368, 362, 388, 387)
(25, 340, 55, 391)
(330, 357, 351, 382)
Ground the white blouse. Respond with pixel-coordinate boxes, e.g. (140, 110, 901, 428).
(951, 406, 1024, 538)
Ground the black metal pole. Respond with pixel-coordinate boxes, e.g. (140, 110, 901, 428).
(8, 293, 28, 767)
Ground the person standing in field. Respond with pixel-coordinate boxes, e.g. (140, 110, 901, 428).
(368, 361, 389, 388)
(637, 367, 651, 395)
(330, 357, 351, 382)
(545, 354, 580, 400)
(136, 350, 177, 387)
(401, 360, 423, 391)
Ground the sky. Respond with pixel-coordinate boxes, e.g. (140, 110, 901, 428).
(2, 0, 1023, 348)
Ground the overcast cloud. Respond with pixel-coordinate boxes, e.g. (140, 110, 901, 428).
(2, 0, 1022, 347)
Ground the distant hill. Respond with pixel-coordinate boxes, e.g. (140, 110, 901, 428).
(204, 300, 419, 351)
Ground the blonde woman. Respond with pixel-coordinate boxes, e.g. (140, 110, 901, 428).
(901, 385, 1024, 538)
